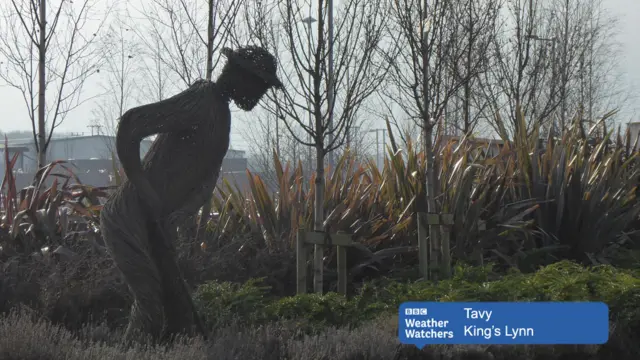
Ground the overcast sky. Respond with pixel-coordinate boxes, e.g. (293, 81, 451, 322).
(607, 0, 640, 119)
(0, 0, 639, 152)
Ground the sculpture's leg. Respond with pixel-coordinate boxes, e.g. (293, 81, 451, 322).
(100, 184, 165, 343)
(148, 219, 203, 339)
(149, 180, 217, 339)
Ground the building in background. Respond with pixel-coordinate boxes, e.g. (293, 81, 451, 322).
(0, 134, 250, 192)
(6, 134, 153, 172)
(0, 143, 29, 183)
(628, 122, 640, 150)
(438, 135, 507, 157)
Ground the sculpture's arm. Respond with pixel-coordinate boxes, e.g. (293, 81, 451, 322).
(116, 80, 216, 217)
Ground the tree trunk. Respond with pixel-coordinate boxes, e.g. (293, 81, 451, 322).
(560, 0, 569, 132)
(313, 138, 325, 293)
(421, 0, 441, 281)
(205, 0, 214, 81)
(424, 124, 440, 280)
(37, 0, 47, 169)
(326, 0, 335, 171)
(195, 0, 216, 245)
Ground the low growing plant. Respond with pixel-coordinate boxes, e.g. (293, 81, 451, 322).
(194, 260, 640, 335)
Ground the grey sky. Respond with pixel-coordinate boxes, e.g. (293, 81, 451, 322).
(607, 0, 640, 119)
(0, 0, 639, 152)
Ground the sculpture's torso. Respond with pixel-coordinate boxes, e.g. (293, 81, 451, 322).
(139, 80, 231, 217)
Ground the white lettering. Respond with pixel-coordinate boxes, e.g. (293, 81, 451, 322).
(463, 307, 492, 321)
(504, 326, 534, 339)
(404, 318, 450, 328)
(463, 325, 494, 339)
(405, 329, 454, 339)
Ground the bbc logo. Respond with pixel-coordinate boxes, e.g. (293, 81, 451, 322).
(405, 308, 428, 316)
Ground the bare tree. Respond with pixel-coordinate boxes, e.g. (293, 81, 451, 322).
(372, 95, 422, 148)
(446, 0, 500, 136)
(334, 113, 377, 164)
(548, 0, 628, 132)
(243, 111, 305, 190)
(475, 0, 560, 136)
(91, 16, 142, 157)
(129, 0, 242, 91)
(0, 0, 110, 169)
(136, 33, 172, 103)
(383, 0, 500, 149)
(237, 0, 307, 188)
(244, 0, 390, 282)
(242, 112, 377, 191)
(476, 0, 625, 137)
(379, 0, 500, 276)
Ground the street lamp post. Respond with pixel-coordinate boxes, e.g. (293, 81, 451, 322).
(369, 128, 387, 169)
(348, 125, 360, 153)
(373, 130, 379, 168)
(301, 16, 316, 179)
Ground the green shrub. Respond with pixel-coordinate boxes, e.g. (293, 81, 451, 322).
(193, 277, 271, 328)
(195, 260, 640, 334)
(266, 292, 359, 329)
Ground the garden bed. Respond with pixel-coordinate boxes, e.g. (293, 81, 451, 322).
(1, 261, 638, 359)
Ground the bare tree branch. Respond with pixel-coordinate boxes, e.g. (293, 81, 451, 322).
(128, 0, 243, 92)
(0, 0, 111, 168)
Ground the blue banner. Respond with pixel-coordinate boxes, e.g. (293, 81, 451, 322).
(398, 302, 609, 347)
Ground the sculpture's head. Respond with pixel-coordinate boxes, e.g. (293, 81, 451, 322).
(218, 46, 283, 111)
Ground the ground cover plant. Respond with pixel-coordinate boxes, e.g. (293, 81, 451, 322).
(0, 261, 639, 359)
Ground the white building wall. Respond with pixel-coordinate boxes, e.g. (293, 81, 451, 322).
(628, 123, 640, 150)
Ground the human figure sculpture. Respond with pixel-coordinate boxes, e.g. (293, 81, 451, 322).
(100, 46, 283, 343)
